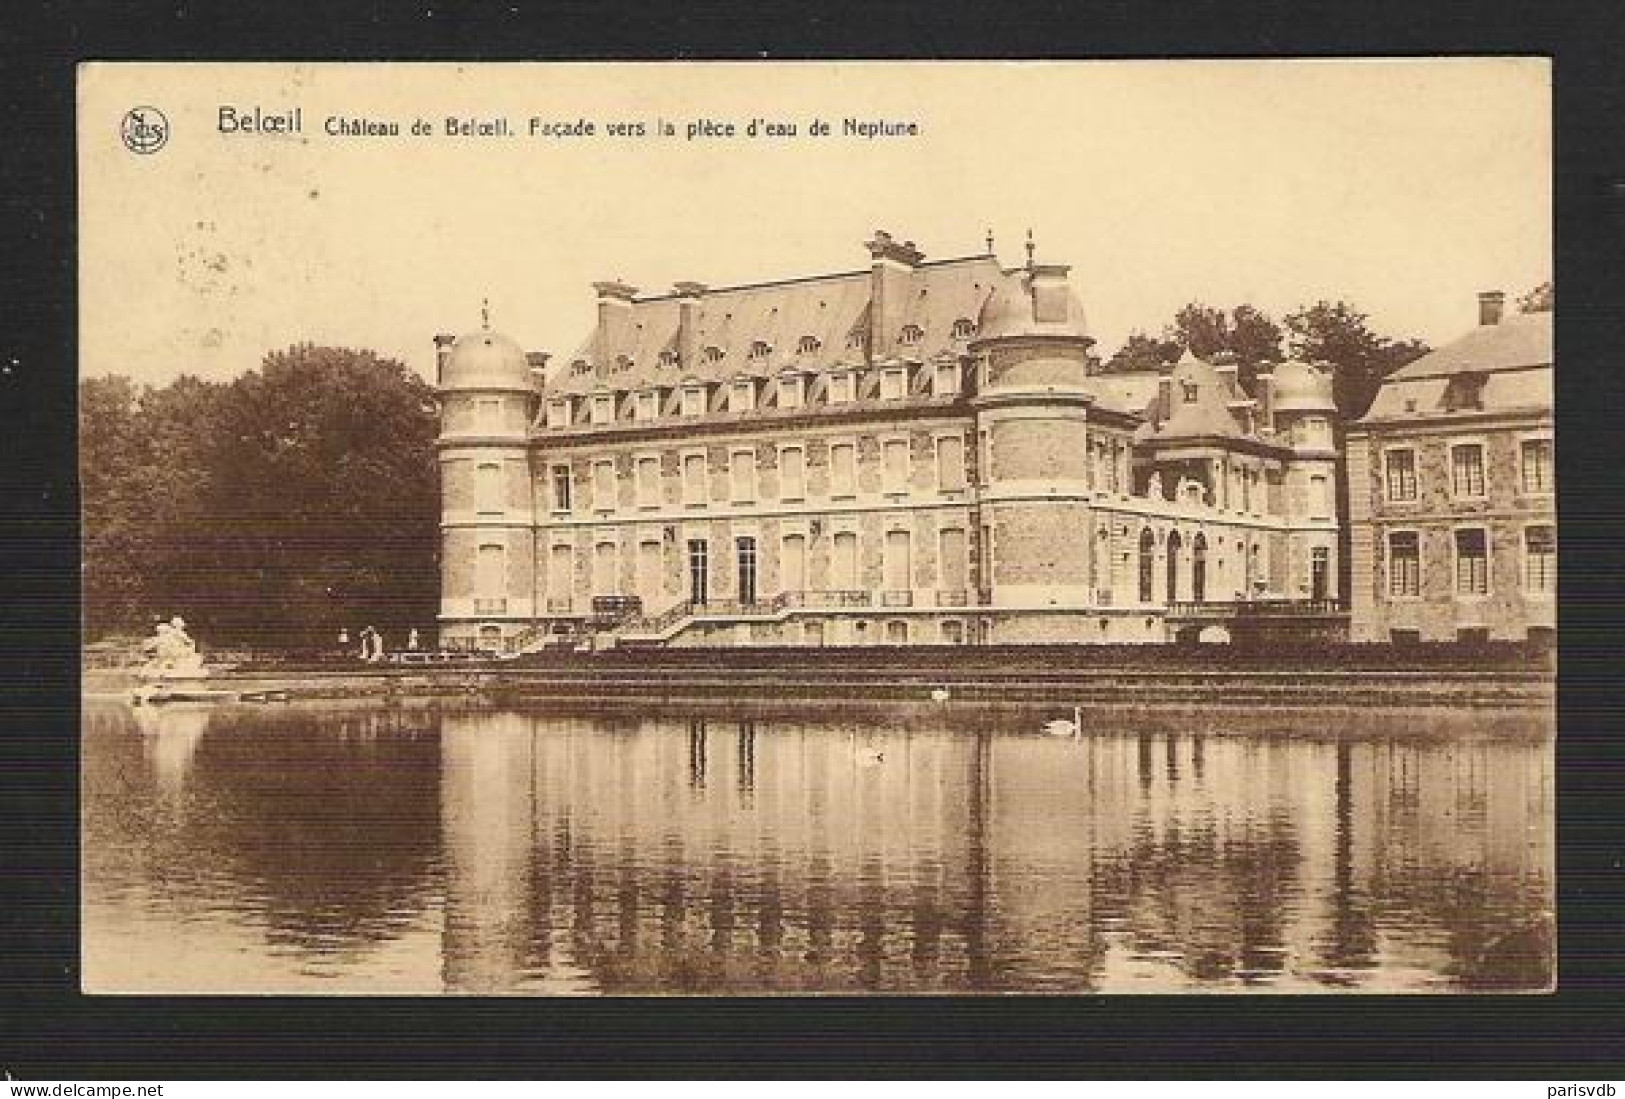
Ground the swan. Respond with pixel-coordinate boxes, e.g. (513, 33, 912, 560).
(930, 687, 950, 703)
(1044, 705, 1083, 738)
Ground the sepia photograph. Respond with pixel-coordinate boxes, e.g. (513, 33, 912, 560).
(77, 60, 1554, 995)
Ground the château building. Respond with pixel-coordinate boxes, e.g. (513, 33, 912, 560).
(435, 231, 1342, 651)
(1347, 292, 1555, 643)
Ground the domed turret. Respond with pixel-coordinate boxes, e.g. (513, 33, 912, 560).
(971, 266, 1094, 391)
(440, 328, 534, 394)
(1270, 358, 1337, 415)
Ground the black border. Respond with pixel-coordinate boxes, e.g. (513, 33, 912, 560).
(4, 0, 1624, 1080)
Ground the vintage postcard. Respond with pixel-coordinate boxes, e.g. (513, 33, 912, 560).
(79, 60, 1553, 994)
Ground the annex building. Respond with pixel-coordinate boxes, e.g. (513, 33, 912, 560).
(435, 231, 1342, 651)
(1346, 293, 1555, 644)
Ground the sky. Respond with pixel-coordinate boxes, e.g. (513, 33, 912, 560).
(79, 60, 1551, 387)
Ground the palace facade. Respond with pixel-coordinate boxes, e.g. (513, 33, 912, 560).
(436, 231, 1342, 651)
(1346, 293, 1555, 643)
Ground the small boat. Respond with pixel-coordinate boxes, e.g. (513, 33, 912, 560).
(131, 684, 241, 706)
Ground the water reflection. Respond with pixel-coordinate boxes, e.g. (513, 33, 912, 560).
(82, 700, 1553, 994)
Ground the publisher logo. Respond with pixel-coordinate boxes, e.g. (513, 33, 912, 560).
(120, 106, 169, 154)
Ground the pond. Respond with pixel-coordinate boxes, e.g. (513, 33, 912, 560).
(82, 698, 1553, 994)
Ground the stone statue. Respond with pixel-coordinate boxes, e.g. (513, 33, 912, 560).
(140, 615, 206, 680)
(1146, 471, 1164, 500)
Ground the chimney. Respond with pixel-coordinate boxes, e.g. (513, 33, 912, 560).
(866, 229, 924, 362)
(1478, 290, 1505, 327)
(433, 332, 456, 386)
(673, 281, 707, 373)
(1254, 370, 1275, 432)
(1027, 263, 1073, 325)
(1156, 376, 1173, 426)
(593, 279, 640, 357)
(525, 351, 551, 387)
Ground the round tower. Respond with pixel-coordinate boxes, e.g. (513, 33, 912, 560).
(1269, 358, 1340, 601)
(436, 324, 540, 651)
(967, 263, 1099, 633)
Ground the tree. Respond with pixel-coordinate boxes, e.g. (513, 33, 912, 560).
(1283, 301, 1429, 420)
(1518, 280, 1554, 313)
(1102, 331, 1181, 373)
(193, 345, 442, 647)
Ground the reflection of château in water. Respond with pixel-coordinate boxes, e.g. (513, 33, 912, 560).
(84, 703, 1551, 993)
(435, 713, 1552, 993)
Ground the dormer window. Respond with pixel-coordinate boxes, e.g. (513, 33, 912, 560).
(778, 373, 804, 409)
(635, 389, 659, 421)
(951, 318, 976, 340)
(845, 330, 868, 353)
(590, 392, 615, 425)
(658, 349, 680, 369)
(731, 377, 756, 412)
(933, 360, 960, 397)
(702, 346, 725, 365)
(570, 358, 592, 376)
(899, 324, 924, 347)
(614, 354, 634, 374)
(1181, 381, 1200, 404)
(880, 365, 908, 401)
(546, 397, 572, 429)
(1442, 371, 1488, 412)
(748, 340, 772, 362)
(798, 335, 821, 355)
(681, 383, 707, 418)
(828, 370, 855, 404)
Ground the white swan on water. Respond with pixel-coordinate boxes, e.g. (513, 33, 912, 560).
(930, 687, 950, 703)
(1044, 705, 1083, 738)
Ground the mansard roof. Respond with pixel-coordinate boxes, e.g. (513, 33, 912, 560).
(1362, 310, 1552, 423)
(551, 254, 1016, 396)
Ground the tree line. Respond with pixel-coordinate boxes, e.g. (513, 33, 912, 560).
(82, 344, 441, 648)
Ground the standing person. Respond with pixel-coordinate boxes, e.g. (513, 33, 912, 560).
(407, 627, 420, 652)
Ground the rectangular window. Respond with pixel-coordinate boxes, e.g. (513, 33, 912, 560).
(730, 449, 755, 503)
(880, 368, 907, 401)
(1385, 449, 1417, 502)
(781, 533, 807, 592)
(732, 379, 755, 413)
(736, 536, 758, 604)
(546, 398, 571, 429)
(1451, 443, 1486, 497)
(681, 386, 705, 417)
(636, 455, 661, 509)
(780, 446, 806, 501)
(832, 531, 859, 589)
(592, 540, 619, 596)
(591, 393, 614, 425)
(934, 361, 960, 396)
(829, 372, 854, 404)
(1524, 525, 1555, 594)
(548, 543, 574, 606)
(682, 452, 707, 507)
(1105, 440, 1120, 494)
(885, 529, 912, 592)
(936, 435, 966, 492)
(1388, 531, 1420, 598)
(636, 390, 659, 421)
(687, 539, 709, 604)
(778, 375, 803, 409)
(1455, 528, 1489, 596)
(476, 543, 506, 600)
(1521, 438, 1553, 494)
(1310, 474, 1331, 519)
(592, 459, 616, 512)
(882, 438, 910, 495)
(830, 442, 857, 498)
(938, 527, 967, 591)
(550, 464, 572, 512)
(637, 540, 663, 608)
(475, 462, 503, 515)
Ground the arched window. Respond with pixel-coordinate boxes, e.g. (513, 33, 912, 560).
(1138, 528, 1156, 604)
(1192, 533, 1208, 603)
(1166, 530, 1183, 603)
